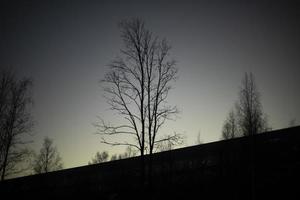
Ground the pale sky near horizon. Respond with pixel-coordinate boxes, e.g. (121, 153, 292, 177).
(1, 0, 299, 170)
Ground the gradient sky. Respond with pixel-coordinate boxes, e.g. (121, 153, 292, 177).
(1, 0, 299, 169)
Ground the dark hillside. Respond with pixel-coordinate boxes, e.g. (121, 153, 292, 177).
(1, 126, 299, 199)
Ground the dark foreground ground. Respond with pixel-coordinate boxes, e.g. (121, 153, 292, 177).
(1, 126, 299, 199)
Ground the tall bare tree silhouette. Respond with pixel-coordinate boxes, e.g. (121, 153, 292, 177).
(95, 18, 180, 156)
(0, 69, 33, 180)
(95, 18, 181, 187)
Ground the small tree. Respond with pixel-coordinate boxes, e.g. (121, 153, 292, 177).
(32, 137, 63, 174)
(222, 72, 270, 140)
(222, 110, 237, 139)
(88, 151, 109, 164)
(236, 72, 270, 136)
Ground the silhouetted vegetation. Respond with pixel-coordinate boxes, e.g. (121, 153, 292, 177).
(95, 18, 181, 156)
(114, 146, 137, 160)
(237, 72, 271, 136)
(222, 72, 271, 139)
(88, 151, 109, 164)
(0, 69, 34, 180)
(155, 133, 185, 152)
(32, 137, 63, 174)
(89, 147, 137, 163)
(94, 18, 183, 188)
(222, 110, 237, 139)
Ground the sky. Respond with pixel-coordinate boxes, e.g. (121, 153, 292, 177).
(1, 0, 300, 170)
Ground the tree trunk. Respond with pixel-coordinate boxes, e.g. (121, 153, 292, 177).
(1, 139, 11, 181)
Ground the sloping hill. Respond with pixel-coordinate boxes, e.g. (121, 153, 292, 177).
(1, 126, 299, 199)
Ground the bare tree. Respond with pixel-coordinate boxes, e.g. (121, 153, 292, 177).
(95, 18, 180, 158)
(0, 70, 13, 176)
(88, 151, 109, 164)
(236, 73, 267, 136)
(222, 110, 237, 139)
(236, 72, 269, 136)
(32, 137, 63, 174)
(221, 72, 270, 140)
(0, 69, 34, 180)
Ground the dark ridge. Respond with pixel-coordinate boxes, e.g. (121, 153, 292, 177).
(1, 126, 299, 199)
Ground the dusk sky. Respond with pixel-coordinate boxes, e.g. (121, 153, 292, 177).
(1, 0, 299, 169)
